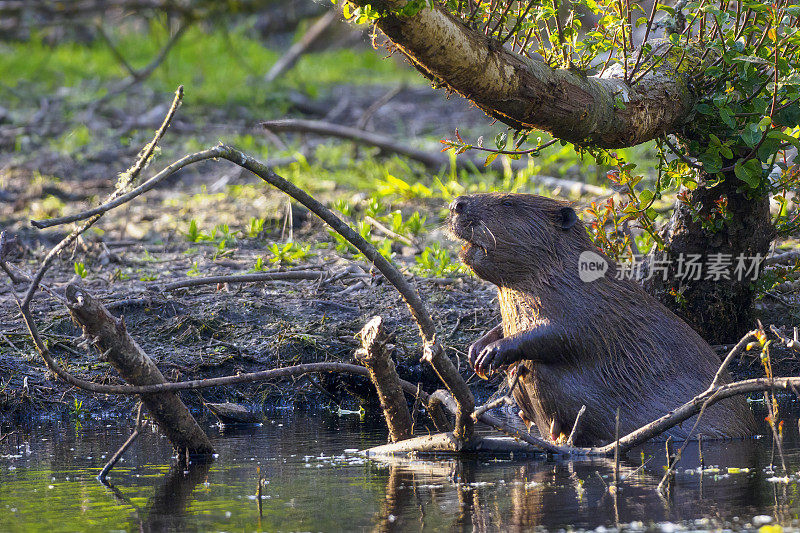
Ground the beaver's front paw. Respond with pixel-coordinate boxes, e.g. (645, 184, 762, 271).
(475, 339, 521, 377)
(468, 325, 503, 378)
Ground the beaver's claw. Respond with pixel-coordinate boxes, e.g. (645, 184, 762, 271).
(468, 324, 503, 376)
(468, 339, 489, 370)
(475, 339, 522, 377)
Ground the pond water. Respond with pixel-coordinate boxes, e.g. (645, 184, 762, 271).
(1, 409, 798, 532)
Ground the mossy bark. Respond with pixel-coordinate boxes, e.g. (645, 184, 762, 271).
(645, 174, 774, 343)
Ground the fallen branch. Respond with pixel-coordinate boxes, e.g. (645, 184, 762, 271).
(264, 10, 339, 83)
(356, 316, 413, 442)
(66, 283, 215, 457)
(356, 84, 405, 130)
(264, 118, 610, 195)
(766, 249, 800, 266)
(158, 270, 327, 291)
(262, 118, 455, 169)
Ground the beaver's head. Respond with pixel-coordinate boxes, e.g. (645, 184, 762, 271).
(446, 193, 583, 286)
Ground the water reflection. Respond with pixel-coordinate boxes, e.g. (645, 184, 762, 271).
(370, 437, 776, 531)
(0, 413, 797, 531)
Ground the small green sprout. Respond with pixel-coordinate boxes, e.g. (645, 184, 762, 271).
(73, 262, 88, 279)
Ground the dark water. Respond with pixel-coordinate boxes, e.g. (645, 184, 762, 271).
(1, 410, 799, 532)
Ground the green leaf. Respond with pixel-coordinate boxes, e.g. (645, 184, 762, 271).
(740, 123, 761, 147)
(734, 159, 762, 188)
(774, 105, 800, 127)
(767, 130, 800, 150)
(495, 132, 507, 151)
(719, 107, 736, 129)
(696, 103, 714, 115)
(699, 150, 722, 173)
(757, 137, 781, 162)
(484, 152, 499, 167)
(638, 189, 654, 205)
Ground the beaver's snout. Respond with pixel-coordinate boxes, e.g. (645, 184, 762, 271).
(449, 196, 469, 215)
(446, 195, 478, 245)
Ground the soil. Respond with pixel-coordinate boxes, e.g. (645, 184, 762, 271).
(1, 80, 798, 425)
(0, 81, 509, 423)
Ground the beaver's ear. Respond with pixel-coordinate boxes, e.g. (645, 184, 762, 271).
(558, 207, 578, 230)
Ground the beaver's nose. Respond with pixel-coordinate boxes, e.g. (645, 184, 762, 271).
(449, 196, 468, 214)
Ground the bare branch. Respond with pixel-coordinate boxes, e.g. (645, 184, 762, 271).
(159, 271, 327, 291)
(264, 10, 339, 83)
(566, 405, 587, 446)
(23, 87, 184, 309)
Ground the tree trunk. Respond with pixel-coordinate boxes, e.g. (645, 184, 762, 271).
(646, 174, 775, 343)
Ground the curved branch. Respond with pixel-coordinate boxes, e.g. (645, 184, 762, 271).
(354, 1, 694, 147)
(27, 139, 475, 441)
(31, 146, 224, 229)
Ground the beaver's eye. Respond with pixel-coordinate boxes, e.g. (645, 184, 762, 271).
(502, 199, 514, 207)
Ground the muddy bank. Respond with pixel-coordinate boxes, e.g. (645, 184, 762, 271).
(0, 237, 505, 422)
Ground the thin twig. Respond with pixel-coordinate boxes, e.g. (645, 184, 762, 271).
(471, 368, 520, 420)
(364, 216, 419, 249)
(23, 86, 184, 310)
(566, 405, 587, 446)
(662, 135, 703, 170)
(32, 147, 218, 229)
(98, 402, 145, 483)
(356, 84, 405, 131)
(629, 0, 658, 80)
(95, 22, 189, 106)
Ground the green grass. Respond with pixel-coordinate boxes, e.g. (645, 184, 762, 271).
(0, 23, 421, 108)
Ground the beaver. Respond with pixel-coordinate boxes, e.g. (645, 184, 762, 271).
(447, 192, 757, 446)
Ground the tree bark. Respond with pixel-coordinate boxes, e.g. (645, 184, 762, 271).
(645, 173, 775, 343)
(65, 284, 215, 458)
(357, 316, 414, 442)
(352, 0, 693, 147)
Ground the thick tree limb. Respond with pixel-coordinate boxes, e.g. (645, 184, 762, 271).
(352, 1, 694, 147)
(357, 316, 414, 442)
(66, 283, 215, 457)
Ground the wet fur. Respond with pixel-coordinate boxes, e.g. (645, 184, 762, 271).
(448, 193, 757, 446)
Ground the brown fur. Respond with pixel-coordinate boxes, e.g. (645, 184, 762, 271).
(448, 192, 757, 446)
